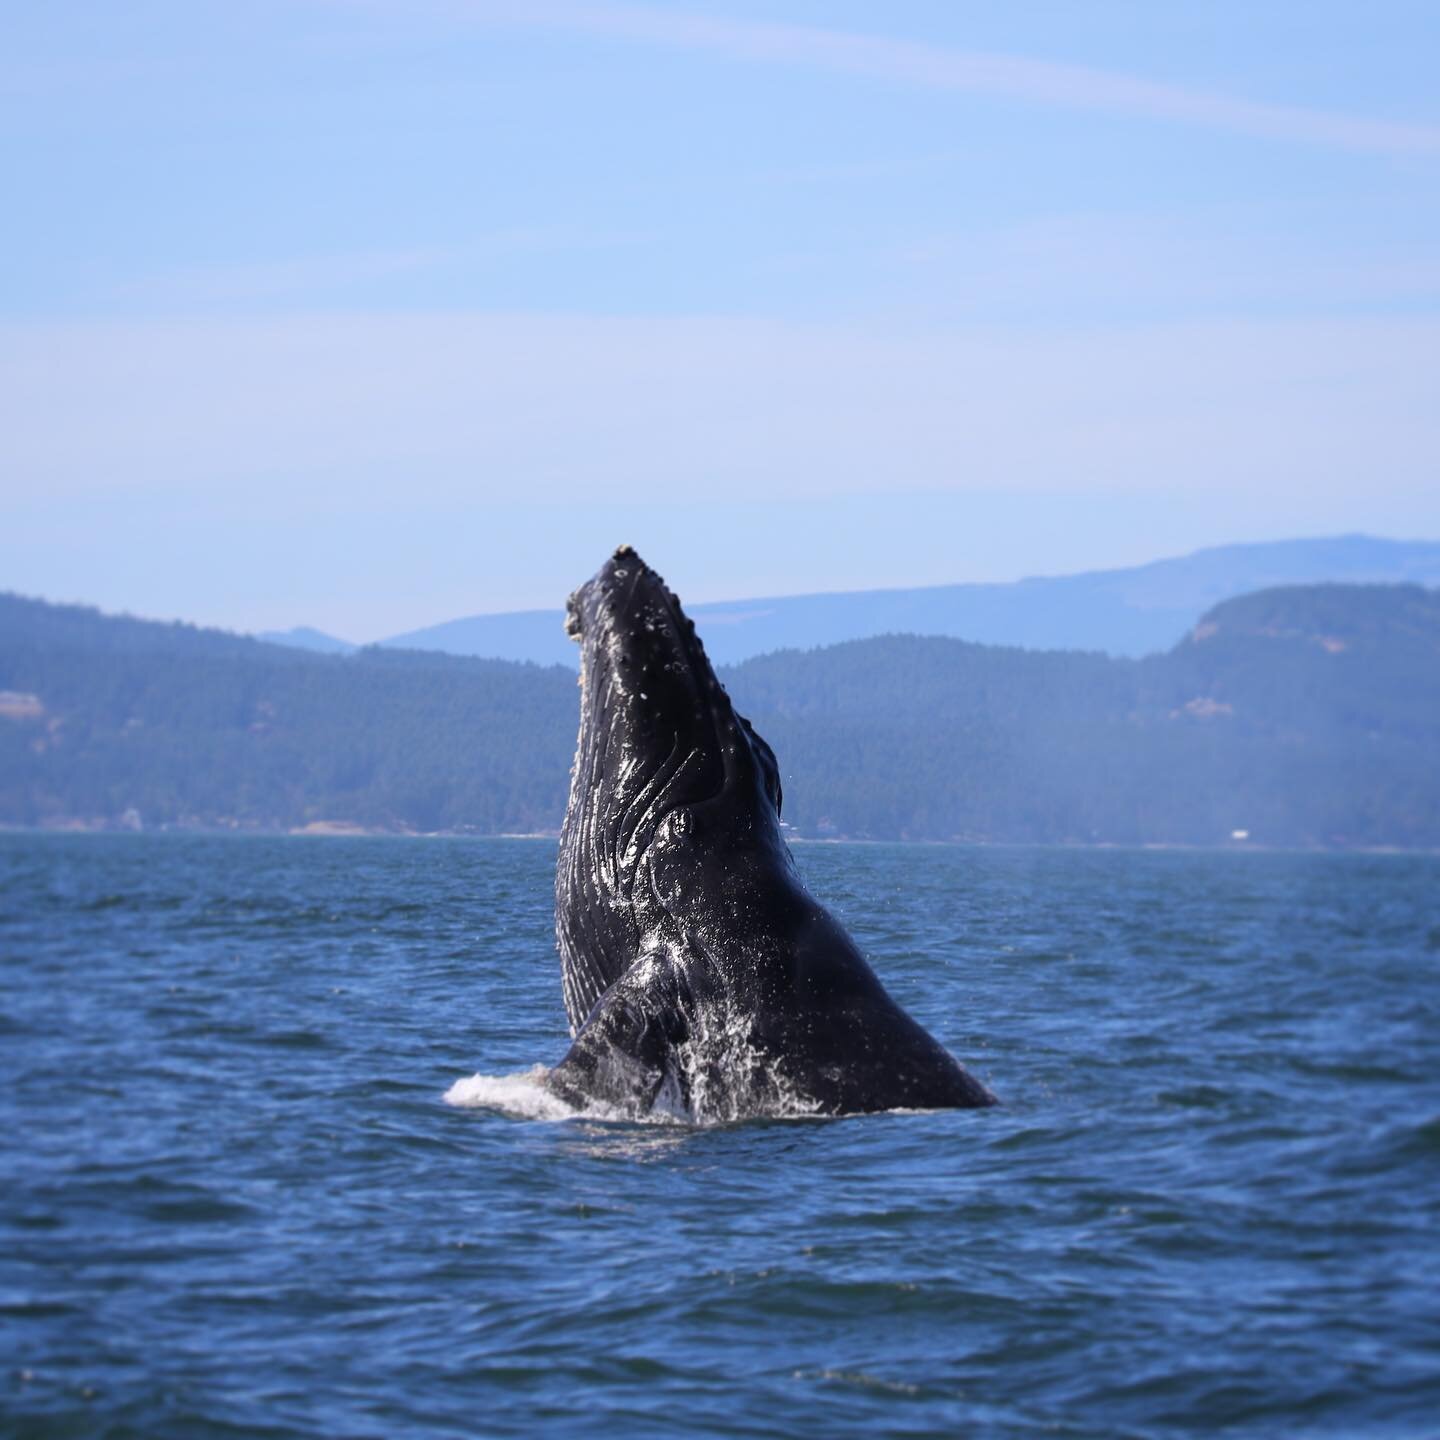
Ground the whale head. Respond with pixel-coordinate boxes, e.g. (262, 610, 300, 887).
(555, 546, 784, 1030)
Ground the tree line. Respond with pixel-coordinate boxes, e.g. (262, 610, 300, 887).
(2, 583, 1437, 848)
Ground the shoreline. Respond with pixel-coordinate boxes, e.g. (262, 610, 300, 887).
(1, 822, 1436, 857)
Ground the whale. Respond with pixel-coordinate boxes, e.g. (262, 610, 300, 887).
(546, 546, 996, 1121)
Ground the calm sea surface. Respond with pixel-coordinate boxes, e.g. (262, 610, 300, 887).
(2, 835, 1438, 1439)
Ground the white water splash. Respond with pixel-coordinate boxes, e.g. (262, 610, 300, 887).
(445, 1004, 830, 1125)
(444, 1065, 683, 1124)
(443, 1066, 580, 1121)
(673, 1003, 826, 1125)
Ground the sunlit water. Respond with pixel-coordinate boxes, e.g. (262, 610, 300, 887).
(3, 835, 1438, 1438)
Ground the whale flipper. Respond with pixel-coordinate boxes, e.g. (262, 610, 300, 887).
(546, 950, 692, 1115)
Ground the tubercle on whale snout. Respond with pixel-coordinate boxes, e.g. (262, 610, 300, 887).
(564, 592, 584, 641)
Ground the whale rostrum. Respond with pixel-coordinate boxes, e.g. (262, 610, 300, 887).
(547, 546, 996, 1120)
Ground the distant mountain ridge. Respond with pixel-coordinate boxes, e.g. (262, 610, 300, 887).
(257, 626, 356, 655)
(375, 535, 1440, 667)
(3, 581, 1438, 848)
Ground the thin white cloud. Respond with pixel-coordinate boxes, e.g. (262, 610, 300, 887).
(4, 311, 1437, 508)
(338, 0, 1440, 157)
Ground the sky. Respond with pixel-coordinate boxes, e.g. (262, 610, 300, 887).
(3, 1, 1438, 640)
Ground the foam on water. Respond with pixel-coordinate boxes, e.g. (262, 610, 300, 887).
(447, 1004, 832, 1126)
(444, 1066, 691, 1124)
(443, 1066, 582, 1121)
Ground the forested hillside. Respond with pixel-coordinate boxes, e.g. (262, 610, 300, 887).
(0, 595, 576, 835)
(731, 585, 1440, 847)
(2, 584, 1437, 847)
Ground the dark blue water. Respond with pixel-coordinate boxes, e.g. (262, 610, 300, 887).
(3, 835, 1438, 1438)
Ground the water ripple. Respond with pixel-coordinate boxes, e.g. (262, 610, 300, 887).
(1, 835, 1437, 1439)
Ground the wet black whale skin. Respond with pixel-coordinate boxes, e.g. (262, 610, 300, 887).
(547, 546, 996, 1119)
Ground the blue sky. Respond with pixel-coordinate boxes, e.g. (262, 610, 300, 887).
(3, 1, 1438, 638)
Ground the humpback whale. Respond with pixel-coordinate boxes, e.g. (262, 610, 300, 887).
(546, 546, 996, 1121)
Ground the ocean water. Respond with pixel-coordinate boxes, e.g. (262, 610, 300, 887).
(2, 835, 1438, 1440)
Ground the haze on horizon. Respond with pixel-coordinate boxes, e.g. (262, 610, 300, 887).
(3, 1, 1439, 641)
